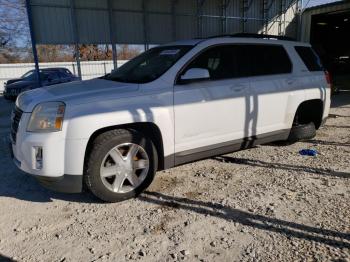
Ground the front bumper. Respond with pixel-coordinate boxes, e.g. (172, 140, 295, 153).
(10, 112, 84, 193)
(4, 92, 17, 100)
(10, 142, 83, 193)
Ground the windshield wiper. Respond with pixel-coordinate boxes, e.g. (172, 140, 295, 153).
(99, 74, 110, 79)
(102, 75, 132, 83)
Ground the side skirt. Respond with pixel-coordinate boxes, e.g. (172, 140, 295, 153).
(164, 129, 290, 168)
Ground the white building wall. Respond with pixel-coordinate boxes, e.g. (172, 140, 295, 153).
(0, 60, 127, 92)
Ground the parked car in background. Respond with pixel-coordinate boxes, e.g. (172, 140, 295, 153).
(3, 68, 79, 100)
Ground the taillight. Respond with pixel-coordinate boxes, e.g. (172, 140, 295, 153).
(324, 70, 333, 89)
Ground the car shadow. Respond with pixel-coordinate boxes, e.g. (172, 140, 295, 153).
(0, 102, 101, 203)
(0, 167, 100, 203)
(328, 114, 350, 118)
(213, 156, 350, 179)
(303, 139, 350, 147)
(324, 125, 350, 129)
(330, 91, 350, 108)
(139, 191, 350, 248)
(0, 254, 14, 262)
(1, 151, 348, 203)
(0, 141, 100, 204)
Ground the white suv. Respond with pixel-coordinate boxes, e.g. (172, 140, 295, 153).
(10, 35, 331, 202)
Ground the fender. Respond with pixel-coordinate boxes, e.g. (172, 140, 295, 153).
(63, 94, 174, 175)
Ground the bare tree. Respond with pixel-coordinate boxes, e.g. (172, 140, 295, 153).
(117, 45, 140, 60)
(0, 0, 28, 48)
(77, 44, 122, 61)
(0, 0, 30, 62)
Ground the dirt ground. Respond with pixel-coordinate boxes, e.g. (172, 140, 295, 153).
(0, 93, 349, 262)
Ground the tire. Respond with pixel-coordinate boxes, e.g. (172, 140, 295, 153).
(287, 122, 316, 143)
(85, 129, 158, 202)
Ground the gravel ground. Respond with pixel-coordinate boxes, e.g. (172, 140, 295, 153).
(0, 93, 349, 262)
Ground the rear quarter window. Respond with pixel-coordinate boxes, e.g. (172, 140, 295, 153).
(295, 46, 323, 71)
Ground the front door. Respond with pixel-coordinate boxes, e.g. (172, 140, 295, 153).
(174, 45, 250, 162)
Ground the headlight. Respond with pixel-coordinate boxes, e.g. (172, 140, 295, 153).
(27, 102, 65, 132)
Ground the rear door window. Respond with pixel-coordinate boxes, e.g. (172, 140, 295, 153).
(295, 46, 323, 71)
(58, 72, 68, 78)
(242, 44, 292, 76)
(50, 72, 61, 80)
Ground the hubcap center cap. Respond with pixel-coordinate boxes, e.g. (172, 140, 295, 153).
(119, 160, 132, 173)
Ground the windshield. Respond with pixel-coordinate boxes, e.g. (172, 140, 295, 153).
(104, 45, 193, 83)
(21, 70, 48, 80)
(21, 70, 35, 79)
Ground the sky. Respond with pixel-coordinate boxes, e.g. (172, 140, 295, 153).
(303, 0, 343, 8)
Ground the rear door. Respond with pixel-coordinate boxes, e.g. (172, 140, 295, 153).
(58, 71, 70, 83)
(246, 44, 294, 135)
(45, 72, 61, 85)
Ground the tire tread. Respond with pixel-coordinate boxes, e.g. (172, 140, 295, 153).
(84, 128, 157, 202)
(288, 122, 316, 143)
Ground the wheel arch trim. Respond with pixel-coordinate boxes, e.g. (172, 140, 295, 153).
(83, 122, 167, 173)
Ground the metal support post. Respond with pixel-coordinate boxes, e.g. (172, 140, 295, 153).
(108, 0, 118, 70)
(171, 0, 177, 41)
(196, 0, 205, 38)
(142, 0, 149, 50)
(262, 0, 268, 34)
(221, 0, 227, 34)
(241, 0, 246, 33)
(70, 0, 82, 80)
(278, 0, 285, 35)
(25, 0, 41, 87)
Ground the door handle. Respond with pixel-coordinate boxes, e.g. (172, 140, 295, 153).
(286, 79, 295, 85)
(230, 84, 248, 92)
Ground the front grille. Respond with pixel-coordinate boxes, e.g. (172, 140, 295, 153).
(11, 106, 23, 144)
(7, 88, 21, 96)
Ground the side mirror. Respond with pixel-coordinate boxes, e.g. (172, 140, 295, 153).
(179, 68, 210, 84)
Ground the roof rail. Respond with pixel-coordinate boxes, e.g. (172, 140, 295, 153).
(203, 33, 296, 41)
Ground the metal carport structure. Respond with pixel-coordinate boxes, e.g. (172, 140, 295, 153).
(301, 1, 350, 91)
(25, 0, 302, 85)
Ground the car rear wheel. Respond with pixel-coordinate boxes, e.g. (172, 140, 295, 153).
(85, 129, 157, 202)
(287, 122, 316, 143)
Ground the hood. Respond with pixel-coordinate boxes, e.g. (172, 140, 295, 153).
(6, 80, 35, 89)
(6, 78, 23, 85)
(16, 78, 139, 112)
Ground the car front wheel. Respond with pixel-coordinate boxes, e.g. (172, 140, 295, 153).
(85, 129, 158, 202)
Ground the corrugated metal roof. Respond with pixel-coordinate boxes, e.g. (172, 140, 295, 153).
(31, 5, 74, 44)
(29, 0, 300, 45)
